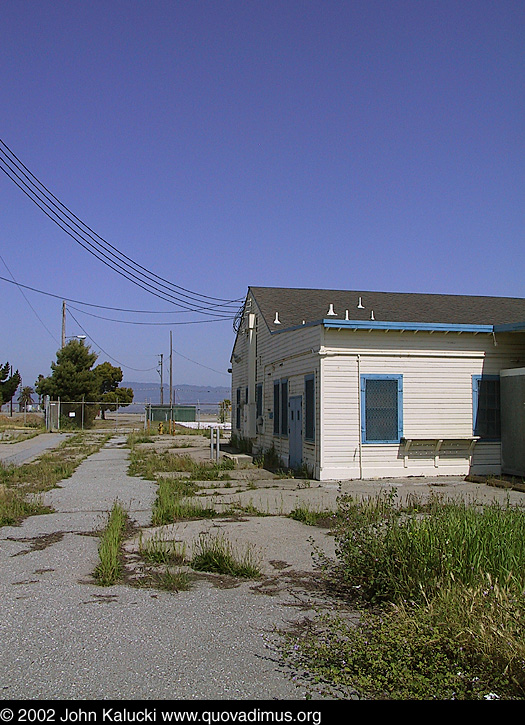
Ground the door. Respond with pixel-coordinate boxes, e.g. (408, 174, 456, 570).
(288, 395, 302, 469)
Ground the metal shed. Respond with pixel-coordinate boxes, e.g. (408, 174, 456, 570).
(146, 404, 196, 424)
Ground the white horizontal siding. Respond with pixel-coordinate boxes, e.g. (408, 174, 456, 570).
(231, 293, 322, 474)
(318, 329, 525, 480)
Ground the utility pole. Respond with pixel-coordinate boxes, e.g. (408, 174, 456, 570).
(169, 331, 173, 407)
(159, 354, 164, 405)
(61, 301, 66, 348)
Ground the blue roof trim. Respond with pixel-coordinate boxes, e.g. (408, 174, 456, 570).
(494, 321, 525, 332)
(322, 319, 494, 333)
(269, 319, 525, 335)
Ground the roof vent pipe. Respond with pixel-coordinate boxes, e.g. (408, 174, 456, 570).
(357, 297, 365, 309)
(370, 310, 375, 321)
(345, 310, 350, 320)
(274, 313, 281, 324)
(327, 303, 337, 316)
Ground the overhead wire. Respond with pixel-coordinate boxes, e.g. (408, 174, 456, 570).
(67, 304, 233, 325)
(0, 273, 243, 318)
(66, 308, 158, 373)
(0, 139, 243, 317)
(0, 255, 59, 345)
(0, 267, 234, 376)
(66, 308, 229, 377)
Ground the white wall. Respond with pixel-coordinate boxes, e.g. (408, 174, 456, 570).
(318, 329, 525, 480)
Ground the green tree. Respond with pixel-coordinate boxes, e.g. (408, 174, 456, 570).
(36, 340, 99, 427)
(93, 361, 134, 419)
(18, 386, 35, 412)
(0, 362, 21, 406)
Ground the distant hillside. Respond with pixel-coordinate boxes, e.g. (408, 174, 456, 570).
(122, 382, 231, 412)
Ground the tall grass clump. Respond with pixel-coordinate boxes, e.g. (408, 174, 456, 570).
(191, 533, 261, 578)
(93, 501, 128, 586)
(151, 477, 218, 525)
(284, 492, 525, 700)
(138, 531, 187, 565)
(0, 483, 51, 526)
(335, 492, 525, 603)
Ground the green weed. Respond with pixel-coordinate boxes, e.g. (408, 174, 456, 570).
(93, 501, 128, 586)
(283, 492, 525, 700)
(191, 533, 261, 578)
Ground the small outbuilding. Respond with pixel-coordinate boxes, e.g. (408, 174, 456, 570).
(230, 286, 525, 481)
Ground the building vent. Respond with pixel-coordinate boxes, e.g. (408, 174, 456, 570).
(327, 303, 337, 316)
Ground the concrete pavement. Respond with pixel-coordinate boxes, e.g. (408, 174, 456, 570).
(1, 431, 524, 701)
(0, 435, 336, 701)
(0, 432, 70, 466)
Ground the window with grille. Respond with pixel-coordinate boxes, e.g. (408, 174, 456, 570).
(473, 375, 500, 440)
(361, 375, 403, 443)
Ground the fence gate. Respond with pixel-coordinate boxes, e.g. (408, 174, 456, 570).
(45, 399, 60, 431)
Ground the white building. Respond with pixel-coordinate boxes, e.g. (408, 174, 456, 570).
(230, 287, 525, 481)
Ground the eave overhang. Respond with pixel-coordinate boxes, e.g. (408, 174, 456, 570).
(322, 319, 495, 334)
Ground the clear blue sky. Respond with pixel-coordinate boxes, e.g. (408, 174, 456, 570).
(1, 0, 523, 395)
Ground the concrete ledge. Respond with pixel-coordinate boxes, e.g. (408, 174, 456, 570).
(222, 451, 254, 467)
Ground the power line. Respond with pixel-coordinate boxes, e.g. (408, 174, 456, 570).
(0, 255, 59, 344)
(66, 308, 229, 377)
(66, 308, 158, 373)
(0, 273, 242, 320)
(67, 304, 234, 326)
(0, 139, 243, 315)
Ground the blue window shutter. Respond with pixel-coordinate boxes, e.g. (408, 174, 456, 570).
(361, 375, 403, 443)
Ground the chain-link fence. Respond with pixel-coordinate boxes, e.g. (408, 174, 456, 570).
(42, 398, 231, 433)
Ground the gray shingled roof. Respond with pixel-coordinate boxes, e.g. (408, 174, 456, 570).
(249, 286, 525, 332)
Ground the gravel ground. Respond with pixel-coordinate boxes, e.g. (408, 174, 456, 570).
(1, 432, 524, 701)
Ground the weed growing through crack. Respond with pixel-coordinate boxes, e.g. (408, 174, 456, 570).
(138, 531, 187, 565)
(93, 501, 128, 586)
(0, 432, 111, 527)
(191, 533, 262, 578)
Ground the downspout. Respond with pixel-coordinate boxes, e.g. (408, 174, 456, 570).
(357, 354, 363, 479)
